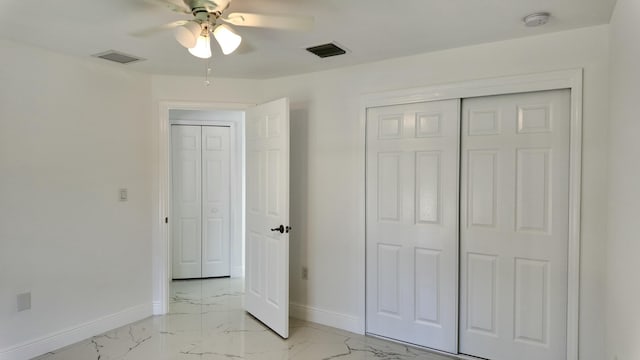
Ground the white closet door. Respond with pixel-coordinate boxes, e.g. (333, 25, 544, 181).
(201, 126, 231, 277)
(366, 99, 460, 352)
(171, 125, 203, 279)
(459, 90, 570, 360)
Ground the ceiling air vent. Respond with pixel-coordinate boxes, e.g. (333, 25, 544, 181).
(91, 50, 145, 64)
(306, 42, 347, 58)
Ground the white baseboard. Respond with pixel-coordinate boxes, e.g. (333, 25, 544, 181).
(0, 303, 152, 360)
(290, 302, 363, 335)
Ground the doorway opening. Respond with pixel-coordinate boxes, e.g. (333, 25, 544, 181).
(167, 108, 246, 318)
(155, 101, 250, 315)
(155, 98, 292, 339)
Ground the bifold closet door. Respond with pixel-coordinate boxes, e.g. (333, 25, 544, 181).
(366, 99, 460, 353)
(459, 90, 570, 360)
(172, 125, 231, 279)
(172, 125, 203, 279)
(201, 126, 231, 278)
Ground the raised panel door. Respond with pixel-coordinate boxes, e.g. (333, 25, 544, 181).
(245, 98, 290, 339)
(201, 126, 231, 277)
(366, 99, 460, 353)
(459, 90, 570, 360)
(171, 125, 203, 279)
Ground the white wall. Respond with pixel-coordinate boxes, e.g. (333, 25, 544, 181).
(264, 25, 610, 360)
(0, 39, 153, 358)
(607, 0, 640, 359)
(170, 109, 244, 122)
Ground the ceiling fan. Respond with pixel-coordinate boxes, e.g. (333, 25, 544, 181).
(134, 0, 314, 59)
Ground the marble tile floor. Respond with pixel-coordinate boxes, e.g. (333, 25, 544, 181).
(34, 278, 455, 360)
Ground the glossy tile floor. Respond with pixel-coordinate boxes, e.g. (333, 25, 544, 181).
(34, 278, 455, 359)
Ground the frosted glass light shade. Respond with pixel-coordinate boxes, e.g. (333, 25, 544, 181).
(213, 24, 242, 55)
(188, 35, 212, 59)
(175, 21, 202, 48)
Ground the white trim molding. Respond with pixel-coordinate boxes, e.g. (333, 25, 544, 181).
(0, 303, 151, 360)
(154, 101, 252, 315)
(359, 69, 583, 360)
(152, 301, 163, 315)
(290, 302, 363, 335)
(231, 265, 245, 278)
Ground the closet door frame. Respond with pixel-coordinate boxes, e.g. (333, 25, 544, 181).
(169, 118, 241, 281)
(359, 69, 583, 360)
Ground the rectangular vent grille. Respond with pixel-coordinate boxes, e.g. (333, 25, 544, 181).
(306, 43, 347, 58)
(92, 50, 145, 64)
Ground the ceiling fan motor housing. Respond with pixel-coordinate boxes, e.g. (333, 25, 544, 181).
(184, 0, 230, 14)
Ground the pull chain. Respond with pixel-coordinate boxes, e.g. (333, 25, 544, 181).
(204, 59, 213, 86)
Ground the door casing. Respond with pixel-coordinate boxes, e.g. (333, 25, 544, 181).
(359, 69, 583, 360)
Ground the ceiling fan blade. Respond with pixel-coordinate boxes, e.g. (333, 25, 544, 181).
(233, 38, 255, 55)
(130, 20, 190, 37)
(142, 0, 191, 14)
(222, 12, 314, 31)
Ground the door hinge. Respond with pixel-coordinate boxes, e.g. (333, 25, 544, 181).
(165, 217, 168, 224)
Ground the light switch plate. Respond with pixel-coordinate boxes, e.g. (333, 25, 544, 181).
(17, 292, 31, 312)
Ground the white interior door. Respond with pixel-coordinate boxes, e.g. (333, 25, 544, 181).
(459, 90, 570, 360)
(171, 125, 203, 279)
(245, 98, 290, 338)
(202, 126, 231, 277)
(366, 99, 460, 352)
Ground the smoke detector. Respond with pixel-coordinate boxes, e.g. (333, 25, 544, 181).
(523, 12, 551, 27)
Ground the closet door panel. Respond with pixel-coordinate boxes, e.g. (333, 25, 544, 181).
(459, 90, 570, 360)
(171, 125, 203, 279)
(366, 99, 460, 353)
(202, 126, 231, 277)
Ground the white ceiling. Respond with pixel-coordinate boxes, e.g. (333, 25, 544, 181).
(0, 0, 616, 79)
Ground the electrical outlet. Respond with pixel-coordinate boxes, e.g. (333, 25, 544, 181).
(17, 292, 31, 312)
(302, 267, 308, 280)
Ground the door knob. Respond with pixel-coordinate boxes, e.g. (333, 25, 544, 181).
(270, 225, 292, 234)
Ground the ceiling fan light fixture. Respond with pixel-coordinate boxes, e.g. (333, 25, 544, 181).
(175, 21, 202, 48)
(213, 24, 242, 55)
(188, 34, 212, 59)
